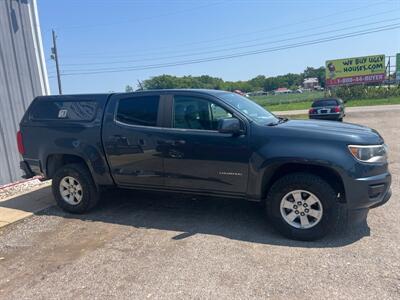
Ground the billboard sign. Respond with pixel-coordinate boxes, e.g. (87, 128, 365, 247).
(396, 53, 400, 81)
(326, 54, 385, 86)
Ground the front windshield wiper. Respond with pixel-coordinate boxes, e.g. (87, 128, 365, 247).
(267, 117, 289, 126)
(278, 116, 289, 123)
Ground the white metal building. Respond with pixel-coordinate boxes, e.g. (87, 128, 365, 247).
(0, 0, 49, 185)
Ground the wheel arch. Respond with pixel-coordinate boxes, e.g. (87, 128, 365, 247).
(46, 154, 90, 179)
(262, 162, 346, 203)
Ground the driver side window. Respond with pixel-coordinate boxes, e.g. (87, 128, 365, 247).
(173, 96, 232, 130)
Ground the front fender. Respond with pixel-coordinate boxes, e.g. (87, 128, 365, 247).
(246, 141, 350, 200)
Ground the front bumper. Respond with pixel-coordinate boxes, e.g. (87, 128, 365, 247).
(370, 188, 392, 209)
(344, 172, 392, 210)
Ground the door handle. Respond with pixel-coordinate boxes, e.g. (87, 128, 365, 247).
(172, 140, 186, 145)
(157, 139, 186, 146)
(109, 135, 128, 145)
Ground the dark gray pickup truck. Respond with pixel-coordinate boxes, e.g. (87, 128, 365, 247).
(17, 89, 391, 240)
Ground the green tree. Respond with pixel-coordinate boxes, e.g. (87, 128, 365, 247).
(125, 85, 134, 92)
(303, 67, 326, 87)
(248, 75, 266, 91)
(138, 66, 327, 92)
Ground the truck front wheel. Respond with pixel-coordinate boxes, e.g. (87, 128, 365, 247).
(266, 173, 340, 241)
(52, 163, 99, 214)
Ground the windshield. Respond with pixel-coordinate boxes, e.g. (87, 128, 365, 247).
(218, 93, 278, 125)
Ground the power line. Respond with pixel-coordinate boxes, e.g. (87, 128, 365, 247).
(48, 23, 400, 78)
(58, 8, 399, 62)
(153, 0, 388, 49)
(58, 17, 400, 68)
(54, 2, 222, 31)
(57, 0, 393, 59)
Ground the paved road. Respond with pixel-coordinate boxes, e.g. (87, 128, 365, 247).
(0, 110, 399, 299)
(274, 103, 400, 116)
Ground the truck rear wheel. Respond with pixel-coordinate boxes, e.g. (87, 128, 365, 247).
(266, 172, 340, 241)
(52, 163, 99, 214)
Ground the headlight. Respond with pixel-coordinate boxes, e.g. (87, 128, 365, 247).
(348, 144, 388, 163)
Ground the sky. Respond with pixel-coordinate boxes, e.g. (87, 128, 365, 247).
(37, 0, 400, 94)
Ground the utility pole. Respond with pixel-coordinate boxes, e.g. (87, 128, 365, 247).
(388, 56, 391, 89)
(51, 29, 62, 94)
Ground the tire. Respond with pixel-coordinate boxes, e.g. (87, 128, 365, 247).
(338, 118, 343, 122)
(52, 163, 99, 214)
(266, 172, 339, 241)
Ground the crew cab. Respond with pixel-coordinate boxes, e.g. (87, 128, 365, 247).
(18, 90, 391, 240)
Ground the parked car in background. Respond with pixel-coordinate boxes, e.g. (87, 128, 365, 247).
(313, 86, 325, 91)
(309, 98, 345, 121)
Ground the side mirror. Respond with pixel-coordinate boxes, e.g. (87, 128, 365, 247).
(218, 118, 243, 135)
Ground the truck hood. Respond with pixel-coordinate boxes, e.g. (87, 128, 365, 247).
(274, 119, 384, 144)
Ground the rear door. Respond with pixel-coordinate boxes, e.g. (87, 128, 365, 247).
(102, 93, 167, 188)
(159, 93, 251, 195)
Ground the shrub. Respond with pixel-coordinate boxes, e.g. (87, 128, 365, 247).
(331, 85, 400, 101)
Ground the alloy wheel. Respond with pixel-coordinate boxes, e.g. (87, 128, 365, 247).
(280, 190, 323, 229)
(59, 176, 83, 205)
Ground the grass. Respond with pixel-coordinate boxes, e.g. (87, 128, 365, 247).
(281, 114, 308, 120)
(265, 101, 312, 111)
(252, 95, 400, 112)
(251, 91, 324, 106)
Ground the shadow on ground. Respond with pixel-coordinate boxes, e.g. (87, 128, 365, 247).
(28, 188, 371, 248)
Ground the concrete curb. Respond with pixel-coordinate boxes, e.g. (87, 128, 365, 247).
(0, 182, 53, 229)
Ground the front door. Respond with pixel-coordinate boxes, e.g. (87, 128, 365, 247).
(161, 94, 251, 195)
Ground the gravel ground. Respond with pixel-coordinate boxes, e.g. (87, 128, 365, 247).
(0, 110, 399, 299)
(0, 178, 50, 201)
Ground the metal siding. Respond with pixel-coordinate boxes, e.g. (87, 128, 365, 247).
(0, 0, 48, 185)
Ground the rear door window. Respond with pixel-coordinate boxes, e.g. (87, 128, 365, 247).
(116, 96, 160, 127)
(312, 99, 338, 107)
(30, 101, 97, 121)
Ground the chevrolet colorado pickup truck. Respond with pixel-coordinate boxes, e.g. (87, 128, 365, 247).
(18, 89, 391, 240)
